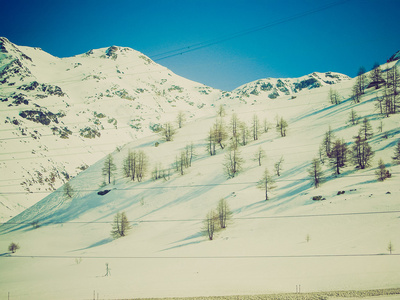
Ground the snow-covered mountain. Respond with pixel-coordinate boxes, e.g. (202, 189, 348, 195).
(0, 37, 222, 221)
(0, 38, 353, 222)
(227, 72, 350, 102)
(0, 40, 399, 299)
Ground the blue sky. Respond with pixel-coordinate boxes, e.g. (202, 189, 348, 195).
(1, 0, 399, 91)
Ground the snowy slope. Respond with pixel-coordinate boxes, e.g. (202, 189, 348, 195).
(0, 37, 222, 221)
(0, 57, 399, 299)
(227, 71, 351, 102)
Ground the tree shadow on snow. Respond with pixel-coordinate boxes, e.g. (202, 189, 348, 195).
(70, 237, 114, 252)
(160, 231, 204, 252)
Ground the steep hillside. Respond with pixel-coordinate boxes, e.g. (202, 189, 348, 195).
(0, 37, 222, 221)
(0, 59, 399, 299)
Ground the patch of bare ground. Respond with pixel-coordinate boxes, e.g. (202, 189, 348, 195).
(131, 288, 400, 300)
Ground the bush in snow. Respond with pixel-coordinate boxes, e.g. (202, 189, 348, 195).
(8, 242, 20, 253)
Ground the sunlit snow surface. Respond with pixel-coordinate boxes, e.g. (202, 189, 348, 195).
(1, 39, 400, 299)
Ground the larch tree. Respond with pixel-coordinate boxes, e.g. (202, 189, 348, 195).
(254, 146, 266, 166)
(217, 104, 226, 117)
(217, 198, 231, 229)
(257, 167, 276, 201)
(252, 114, 260, 141)
(359, 118, 373, 141)
(176, 111, 186, 129)
(203, 210, 218, 240)
(230, 113, 239, 141)
(328, 88, 341, 105)
(214, 117, 228, 150)
(111, 212, 131, 239)
(347, 109, 359, 126)
(223, 141, 244, 178)
(351, 135, 374, 169)
(321, 126, 335, 158)
(63, 182, 74, 198)
(330, 139, 348, 175)
(369, 62, 384, 89)
(274, 156, 284, 176)
(161, 122, 176, 141)
(357, 66, 367, 94)
(276, 117, 288, 137)
(102, 154, 117, 184)
(392, 140, 400, 164)
(239, 121, 249, 146)
(308, 158, 323, 188)
(206, 127, 217, 156)
(375, 159, 391, 181)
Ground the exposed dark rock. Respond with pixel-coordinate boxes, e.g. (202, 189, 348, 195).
(294, 77, 321, 91)
(97, 189, 111, 196)
(260, 82, 273, 91)
(268, 91, 279, 99)
(19, 109, 59, 125)
(18, 81, 65, 96)
(80, 126, 101, 138)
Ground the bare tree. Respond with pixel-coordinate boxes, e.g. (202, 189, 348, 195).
(230, 113, 239, 140)
(328, 87, 341, 105)
(321, 126, 335, 158)
(206, 127, 217, 156)
(176, 111, 186, 128)
(111, 212, 131, 238)
(347, 109, 359, 126)
(223, 142, 244, 178)
(392, 140, 400, 164)
(276, 117, 288, 137)
(274, 156, 284, 176)
(203, 210, 218, 240)
(63, 182, 74, 198)
(252, 114, 260, 140)
(8, 242, 20, 253)
(217, 104, 226, 117)
(239, 121, 249, 146)
(352, 135, 374, 169)
(387, 241, 394, 255)
(217, 198, 231, 229)
(369, 62, 384, 89)
(357, 66, 367, 94)
(257, 168, 276, 200)
(330, 139, 348, 175)
(161, 122, 176, 141)
(254, 146, 266, 166)
(123, 150, 148, 182)
(102, 154, 117, 184)
(263, 118, 269, 133)
(359, 118, 373, 140)
(308, 158, 323, 188)
(375, 159, 391, 181)
(214, 117, 228, 149)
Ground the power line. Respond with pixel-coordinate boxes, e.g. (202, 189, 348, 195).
(2, 253, 398, 260)
(2, 210, 400, 225)
(152, 0, 350, 62)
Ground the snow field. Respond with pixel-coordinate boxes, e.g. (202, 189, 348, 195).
(1, 54, 400, 299)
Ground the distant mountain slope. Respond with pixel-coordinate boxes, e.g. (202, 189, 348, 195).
(227, 71, 351, 101)
(0, 37, 222, 221)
